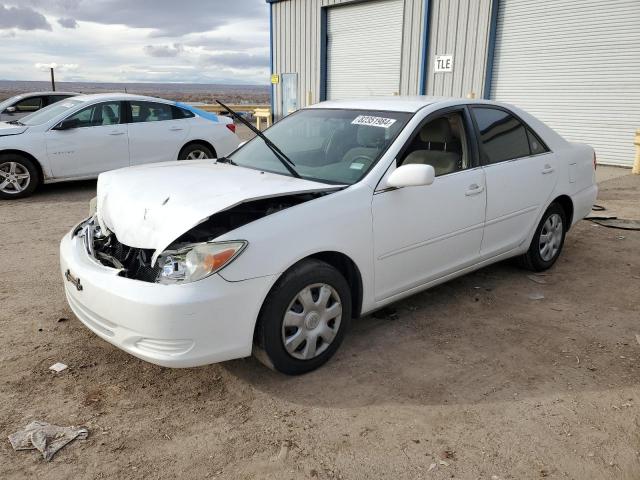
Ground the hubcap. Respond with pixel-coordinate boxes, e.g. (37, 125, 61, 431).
(186, 150, 209, 160)
(281, 283, 342, 360)
(539, 213, 563, 261)
(0, 161, 30, 194)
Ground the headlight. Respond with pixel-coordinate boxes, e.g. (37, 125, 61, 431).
(156, 240, 247, 285)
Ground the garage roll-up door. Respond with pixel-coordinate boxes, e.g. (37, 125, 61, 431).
(327, 0, 403, 100)
(490, 0, 640, 166)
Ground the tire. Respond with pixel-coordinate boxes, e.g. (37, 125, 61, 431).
(0, 154, 39, 199)
(254, 259, 352, 375)
(518, 202, 567, 272)
(178, 143, 215, 160)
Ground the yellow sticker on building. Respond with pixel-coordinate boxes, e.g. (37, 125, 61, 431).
(271, 74, 280, 84)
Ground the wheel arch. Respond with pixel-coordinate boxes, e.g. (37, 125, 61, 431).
(0, 149, 45, 183)
(552, 194, 574, 230)
(178, 139, 217, 159)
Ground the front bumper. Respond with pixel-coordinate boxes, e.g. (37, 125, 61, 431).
(60, 229, 275, 367)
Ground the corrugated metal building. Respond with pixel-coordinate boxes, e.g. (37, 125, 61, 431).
(267, 0, 640, 167)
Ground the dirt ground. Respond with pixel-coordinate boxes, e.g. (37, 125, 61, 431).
(1, 163, 639, 480)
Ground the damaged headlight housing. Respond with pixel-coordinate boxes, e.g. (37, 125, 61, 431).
(156, 240, 247, 285)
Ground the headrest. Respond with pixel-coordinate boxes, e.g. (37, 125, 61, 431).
(357, 127, 385, 148)
(419, 118, 453, 143)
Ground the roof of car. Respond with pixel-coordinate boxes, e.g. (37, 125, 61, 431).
(71, 93, 175, 104)
(309, 96, 501, 113)
(14, 91, 79, 97)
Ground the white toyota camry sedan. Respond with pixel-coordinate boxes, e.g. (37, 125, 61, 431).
(60, 97, 597, 375)
(0, 93, 239, 199)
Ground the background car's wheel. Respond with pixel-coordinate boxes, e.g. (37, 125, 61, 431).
(0, 154, 39, 199)
(254, 259, 352, 375)
(518, 202, 567, 272)
(178, 143, 215, 160)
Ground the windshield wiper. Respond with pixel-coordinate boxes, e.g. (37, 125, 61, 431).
(215, 100, 301, 179)
(216, 156, 237, 166)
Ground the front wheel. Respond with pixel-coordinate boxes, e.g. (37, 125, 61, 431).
(0, 154, 39, 199)
(518, 203, 567, 271)
(254, 259, 351, 375)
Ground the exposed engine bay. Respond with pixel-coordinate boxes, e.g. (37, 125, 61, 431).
(76, 192, 331, 283)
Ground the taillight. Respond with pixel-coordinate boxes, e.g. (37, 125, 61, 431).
(226, 123, 236, 134)
(593, 151, 597, 170)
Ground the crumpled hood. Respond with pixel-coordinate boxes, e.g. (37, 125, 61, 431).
(96, 160, 336, 264)
(0, 122, 28, 137)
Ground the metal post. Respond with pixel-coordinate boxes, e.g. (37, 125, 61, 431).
(50, 67, 56, 91)
(633, 129, 640, 175)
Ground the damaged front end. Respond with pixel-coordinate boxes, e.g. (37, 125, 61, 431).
(77, 191, 331, 284)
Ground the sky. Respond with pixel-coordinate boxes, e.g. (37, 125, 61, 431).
(0, 0, 271, 84)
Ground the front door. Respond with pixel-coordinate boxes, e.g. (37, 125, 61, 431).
(46, 101, 129, 178)
(372, 108, 487, 301)
(281, 73, 298, 117)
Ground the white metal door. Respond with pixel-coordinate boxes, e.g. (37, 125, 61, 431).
(326, 0, 403, 100)
(490, 0, 640, 167)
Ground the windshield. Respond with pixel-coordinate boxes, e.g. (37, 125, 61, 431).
(20, 99, 85, 126)
(229, 108, 411, 184)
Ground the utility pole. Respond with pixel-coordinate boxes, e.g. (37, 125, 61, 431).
(50, 67, 56, 91)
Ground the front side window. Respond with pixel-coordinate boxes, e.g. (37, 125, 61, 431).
(130, 101, 173, 123)
(229, 109, 411, 185)
(398, 111, 470, 176)
(65, 102, 122, 127)
(472, 107, 532, 164)
(14, 96, 43, 112)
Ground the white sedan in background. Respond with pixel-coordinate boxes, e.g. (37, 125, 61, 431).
(60, 97, 597, 375)
(0, 93, 239, 199)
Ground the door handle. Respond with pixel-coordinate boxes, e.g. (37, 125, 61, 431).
(169, 127, 184, 131)
(465, 183, 485, 196)
(542, 164, 555, 174)
(109, 131, 125, 136)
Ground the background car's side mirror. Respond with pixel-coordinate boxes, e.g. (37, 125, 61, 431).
(53, 118, 80, 131)
(386, 163, 435, 189)
(5, 106, 16, 113)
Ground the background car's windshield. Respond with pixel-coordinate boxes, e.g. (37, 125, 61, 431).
(230, 108, 411, 184)
(20, 99, 85, 126)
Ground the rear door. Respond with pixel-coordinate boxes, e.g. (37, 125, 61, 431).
(46, 101, 129, 178)
(470, 106, 558, 258)
(126, 101, 190, 165)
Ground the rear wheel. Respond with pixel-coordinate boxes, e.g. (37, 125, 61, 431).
(178, 143, 215, 160)
(518, 203, 567, 271)
(0, 154, 39, 199)
(254, 259, 351, 375)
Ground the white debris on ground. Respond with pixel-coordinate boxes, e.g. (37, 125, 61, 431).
(8, 420, 89, 461)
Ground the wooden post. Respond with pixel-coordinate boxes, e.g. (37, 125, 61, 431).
(50, 67, 56, 91)
(633, 129, 640, 175)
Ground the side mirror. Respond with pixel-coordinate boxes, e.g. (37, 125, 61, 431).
(5, 106, 16, 113)
(386, 163, 435, 189)
(53, 118, 80, 131)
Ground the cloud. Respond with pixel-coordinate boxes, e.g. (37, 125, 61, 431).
(0, 4, 52, 31)
(35, 62, 80, 72)
(57, 17, 78, 28)
(143, 43, 184, 58)
(22, 0, 266, 37)
(201, 52, 269, 70)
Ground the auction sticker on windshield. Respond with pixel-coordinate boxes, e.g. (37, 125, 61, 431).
(351, 115, 397, 128)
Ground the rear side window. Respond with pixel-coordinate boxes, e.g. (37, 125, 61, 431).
(472, 107, 544, 164)
(47, 95, 74, 106)
(172, 106, 195, 119)
(130, 101, 173, 123)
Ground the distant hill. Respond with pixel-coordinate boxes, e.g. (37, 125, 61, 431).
(0, 80, 270, 104)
